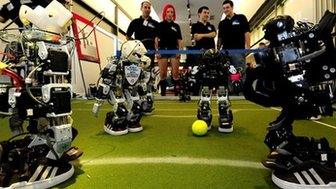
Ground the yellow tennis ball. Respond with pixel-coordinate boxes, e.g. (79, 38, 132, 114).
(192, 120, 208, 136)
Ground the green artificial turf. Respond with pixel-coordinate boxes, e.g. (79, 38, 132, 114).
(1, 99, 335, 188)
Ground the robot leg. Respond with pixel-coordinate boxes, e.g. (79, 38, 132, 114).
(103, 91, 129, 136)
(178, 69, 191, 102)
(263, 107, 336, 171)
(139, 70, 154, 115)
(125, 88, 143, 133)
(217, 86, 233, 133)
(197, 86, 212, 129)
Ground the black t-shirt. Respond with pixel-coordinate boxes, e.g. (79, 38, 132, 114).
(157, 20, 182, 50)
(218, 14, 250, 49)
(126, 16, 159, 50)
(191, 21, 216, 50)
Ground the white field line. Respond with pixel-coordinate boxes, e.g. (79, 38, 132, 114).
(270, 107, 336, 130)
(81, 156, 264, 169)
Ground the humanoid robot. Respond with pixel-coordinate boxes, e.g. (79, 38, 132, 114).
(195, 49, 234, 133)
(0, 1, 82, 188)
(244, 10, 336, 188)
(92, 40, 151, 136)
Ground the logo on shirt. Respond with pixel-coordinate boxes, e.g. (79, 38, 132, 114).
(171, 26, 177, 32)
(20, 0, 33, 4)
(232, 20, 240, 25)
(207, 26, 212, 31)
(147, 22, 155, 28)
(6, 3, 14, 11)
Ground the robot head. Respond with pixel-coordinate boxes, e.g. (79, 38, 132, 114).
(263, 15, 294, 44)
(121, 40, 151, 69)
(18, 1, 72, 33)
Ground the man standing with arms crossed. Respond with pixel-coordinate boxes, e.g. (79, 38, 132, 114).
(217, 0, 250, 74)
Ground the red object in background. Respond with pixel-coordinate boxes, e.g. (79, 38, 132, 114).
(230, 73, 242, 82)
(72, 12, 100, 63)
(1, 68, 24, 88)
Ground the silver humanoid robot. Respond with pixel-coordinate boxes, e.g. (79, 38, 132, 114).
(0, 1, 82, 188)
(93, 40, 151, 136)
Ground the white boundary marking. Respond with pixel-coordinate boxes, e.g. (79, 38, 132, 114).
(270, 107, 336, 130)
(81, 157, 264, 169)
(73, 106, 336, 129)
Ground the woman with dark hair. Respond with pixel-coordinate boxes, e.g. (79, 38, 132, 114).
(155, 4, 183, 96)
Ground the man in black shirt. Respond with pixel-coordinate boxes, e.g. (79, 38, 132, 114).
(126, 1, 158, 114)
(217, 0, 250, 70)
(191, 6, 216, 50)
(126, 1, 158, 52)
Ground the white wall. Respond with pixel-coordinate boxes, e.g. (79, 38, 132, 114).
(71, 26, 117, 95)
(250, 0, 336, 46)
(282, 0, 315, 23)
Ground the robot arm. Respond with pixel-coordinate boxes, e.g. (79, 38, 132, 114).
(92, 60, 119, 116)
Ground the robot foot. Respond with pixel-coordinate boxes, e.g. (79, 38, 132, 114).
(104, 112, 128, 136)
(128, 123, 143, 133)
(218, 109, 233, 133)
(0, 140, 75, 189)
(263, 137, 336, 171)
(0, 158, 74, 189)
(141, 97, 154, 115)
(104, 125, 128, 136)
(60, 146, 83, 162)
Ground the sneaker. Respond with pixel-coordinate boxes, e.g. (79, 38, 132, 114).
(104, 124, 128, 136)
(104, 112, 128, 136)
(1, 150, 74, 189)
(272, 161, 336, 189)
(0, 161, 74, 189)
(263, 137, 336, 171)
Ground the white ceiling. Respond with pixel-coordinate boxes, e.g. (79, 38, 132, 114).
(150, 0, 265, 46)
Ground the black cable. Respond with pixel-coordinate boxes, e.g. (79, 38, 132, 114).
(7, 132, 31, 142)
(1, 16, 19, 31)
(75, 11, 105, 41)
(250, 37, 265, 49)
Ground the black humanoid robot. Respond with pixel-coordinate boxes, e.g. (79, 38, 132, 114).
(244, 10, 336, 188)
(196, 49, 234, 133)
